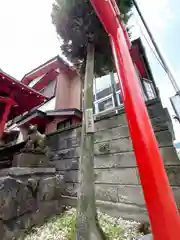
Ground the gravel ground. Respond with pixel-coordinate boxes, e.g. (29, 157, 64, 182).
(23, 208, 143, 240)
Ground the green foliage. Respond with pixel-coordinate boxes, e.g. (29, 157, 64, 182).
(98, 213, 124, 239)
(52, 0, 132, 76)
(23, 209, 77, 240)
(48, 210, 76, 240)
(23, 209, 125, 240)
(23, 209, 142, 240)
(68, 215, 76, 240)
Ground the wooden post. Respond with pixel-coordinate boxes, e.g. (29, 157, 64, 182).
(0, 100, 13, 138)
(0, 96, 14, 138)
(76, 43, 104, 240)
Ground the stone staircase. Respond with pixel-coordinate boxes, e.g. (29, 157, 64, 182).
(46, 99, 180, 222)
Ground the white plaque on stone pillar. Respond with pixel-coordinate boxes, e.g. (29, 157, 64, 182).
(85, 108, 95, 133)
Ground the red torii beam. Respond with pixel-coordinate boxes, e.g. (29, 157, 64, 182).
(0, 95, 15, 138)
(90, 0, 180, 239)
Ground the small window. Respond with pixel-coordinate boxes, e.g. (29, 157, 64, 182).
(144, 81, 156, 100)
(57, 119, 72, 130)
(96, 87, 112, 100)
(95, 75, 111, 93)
(98, 97, 113, 112)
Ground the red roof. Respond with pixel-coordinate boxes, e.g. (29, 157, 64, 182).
(131, 45, 145, 77)
(32, 70, 59, 92)
(21, 56, 75, 87)
(0, 70, 47, 120)
(131, 38, 154, 81)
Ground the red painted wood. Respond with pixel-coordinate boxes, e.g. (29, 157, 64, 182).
(32, 70, 59, 91)
(22, 58, 72, 86)
(0, 73, 46, 121)
(90, 0, 180, 239)
(0, 98, 14, 138)
(22, 59, 60, 85)
(130, 46, 146, 78)
(0, 96, 13, 103)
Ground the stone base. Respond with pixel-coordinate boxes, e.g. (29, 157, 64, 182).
(0, 170, 65, 239)
(1, 200, 64, 240)
(12, 152, 50, 168)
(136, 234, 152, 240)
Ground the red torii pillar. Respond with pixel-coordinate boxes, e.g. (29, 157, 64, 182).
(90, 0, 180, 239)
(0, 96, 15, 138)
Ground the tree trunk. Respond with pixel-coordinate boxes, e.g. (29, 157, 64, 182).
(76, 43, 105, 240)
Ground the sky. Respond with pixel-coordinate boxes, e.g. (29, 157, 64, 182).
(0, 0, 60, 78)
(0, 0, 180, 141)
(131, 0, 180, 142)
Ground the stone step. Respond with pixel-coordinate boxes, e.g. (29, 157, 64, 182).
(0, 160, 11, 169)
(136, 235, 152, 240)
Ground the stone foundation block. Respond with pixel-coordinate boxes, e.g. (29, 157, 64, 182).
(0, 177, 35, 221)
(12, 152, 50, 168)
(37, 174, 65, 201)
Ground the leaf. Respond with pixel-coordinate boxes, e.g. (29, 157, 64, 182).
(51, 0, 133, 77)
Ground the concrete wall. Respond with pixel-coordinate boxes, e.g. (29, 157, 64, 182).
(46, 117, 66, 134)
(40, 80, 56, 98)
(55, 72, 70, 109)
(47, 99, 180, 221)
(46, 117, 81, 134)
(55, 72, 81, 110)
(69, 73, 81, 109)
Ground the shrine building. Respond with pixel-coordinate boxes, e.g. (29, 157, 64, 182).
(0, 38, 169, 155)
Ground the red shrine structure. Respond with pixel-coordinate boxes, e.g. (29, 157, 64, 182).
(0, 38, 157, 149)
(1, 56, 82, 147)
(0, 70, 46, 139)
